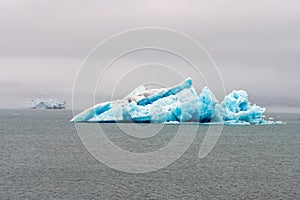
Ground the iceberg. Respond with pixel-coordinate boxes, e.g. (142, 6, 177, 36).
(71, 78, 282, 125)
(26, 99, 66, 109)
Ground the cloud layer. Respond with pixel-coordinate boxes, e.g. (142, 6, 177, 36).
(0, 0, 299, 109)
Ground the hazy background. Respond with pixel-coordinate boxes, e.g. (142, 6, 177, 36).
(0, 0, 299, 112)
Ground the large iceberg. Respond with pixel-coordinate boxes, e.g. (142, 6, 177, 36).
(71, 78, 282, 125)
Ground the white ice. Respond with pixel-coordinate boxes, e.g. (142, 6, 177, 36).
(26, 99, 66, 109)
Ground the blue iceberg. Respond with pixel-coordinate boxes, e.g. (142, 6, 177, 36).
(71, 78, 282, 125)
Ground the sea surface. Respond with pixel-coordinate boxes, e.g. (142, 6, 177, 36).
(0, 109, 299, 199)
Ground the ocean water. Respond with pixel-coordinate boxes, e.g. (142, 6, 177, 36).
(0, 109, 299, 199)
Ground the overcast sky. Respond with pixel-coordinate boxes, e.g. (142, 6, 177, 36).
(0, 0, 299, 111)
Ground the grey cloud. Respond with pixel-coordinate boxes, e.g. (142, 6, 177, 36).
(0, 0, 299, 110)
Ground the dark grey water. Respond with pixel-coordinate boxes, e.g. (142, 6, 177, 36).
(0, 109, 299, 199)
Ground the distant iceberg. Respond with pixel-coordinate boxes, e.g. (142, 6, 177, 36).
(71, 78, 282, 125)
(26, 99, 66, 109)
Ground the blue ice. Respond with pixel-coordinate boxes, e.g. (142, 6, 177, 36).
(71, 78, 282, 125)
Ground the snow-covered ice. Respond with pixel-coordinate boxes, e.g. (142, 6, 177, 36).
(26, 99, 66, 109)
(71, 78, 282, 125)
